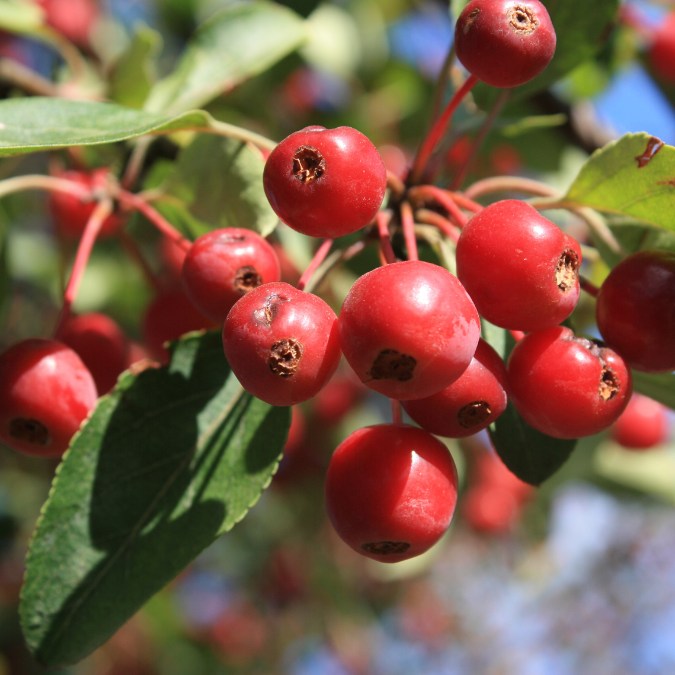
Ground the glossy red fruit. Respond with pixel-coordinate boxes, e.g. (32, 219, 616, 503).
(456, 200, 581, 331)
(0, 339, 98, 457)
(610, 393, 670, 450)
(402, 339, 508, 437)
(48, 168, 123, 239)
(142, 287, 214, 362)
(222, 282, 341, 406)
(55, 312, 130, 394)
(37, 0, 99, 47)
(263, 125, 387, 238)
(454, 0, 556, 88)
(182, 228, 281, 323)
(595, 250, 675, 373)
(649, 13, 675, 84)
(507, 326, 632, 439)
(339, 260, 481, 400)
(325, 424, 459, 563)
(461, 485, 521, 534)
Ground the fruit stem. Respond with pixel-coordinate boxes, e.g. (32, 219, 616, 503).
(118, 231, 165, 294)
(465, 176, 559, 200)
(415, 209, 460, 243)
(0, 58, 60, 97)
(302, 240, 366, 295)
(400, 201, 418, 261)
(408, 185, 470, 228)
(580, 275, 600, 298)
(376, 211, 397, 265)
(0, 174, 91, 200)
(53, 199, 112, 335)
(297, 239, 334, 292)
(117, 190, 192, 251)
(408, 74, 479, 185)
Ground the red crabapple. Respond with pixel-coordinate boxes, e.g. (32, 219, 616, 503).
(37, 0, 99, 47)
(454, 0, 556, 88)
(595, 250, 675, 373)
(325, 424, 459, 563)
(48, 168, 123, 239)
(610, 393, 670, 450)
(263, 125, 387, 238)
(456, 200, 581, 332)
(222, 282, 341, 406)
(649, 12, 675, 84)
(0, 339, 98, 457)
(181, 228, 281, 323)
(507, 326, 632, 439)
(55, 312, 130, 394)
(402, 339, 508, 438)
(339, 260, 481, 400)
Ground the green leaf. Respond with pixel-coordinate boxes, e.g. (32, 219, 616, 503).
(108, 25, 161, 109)
(562, 133, 675, 231)
(632, 371, 675, 411)
(489, 404, 578, 486)
(0, 98, 212, 156)
(145, 1, 306, 114)
(160, 135, 278, 236)
(473, 0, 620, 107)
(20, 331, 290, 666)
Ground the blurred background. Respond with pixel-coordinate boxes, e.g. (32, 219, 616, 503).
(0, 0, 673, 672)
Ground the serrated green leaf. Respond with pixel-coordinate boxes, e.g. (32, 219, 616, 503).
(562, 133, 675, 231)
(20, 331, 290, 666)
(145, 1, 306, 114)
(160, 134, 277, 236)
(632, 371, 675, 411)
(108, 25, 161, 109)
(489, 403, 578, 486)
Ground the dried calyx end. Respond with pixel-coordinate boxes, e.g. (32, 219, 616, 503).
(234, 265, 262, 294)
(10, 418, 49, 445)
(458, 401, 492, 429)
(292, 146, 326, 183)
(556, 248, 580, 292)
(578, 338, 621, 402)
(508, 4, 538, 34)
(368, 349, 417, 382)
(269, 338, 303, 377)
(362, 541, 411, 556)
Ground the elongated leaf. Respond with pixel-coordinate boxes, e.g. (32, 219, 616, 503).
(20, 331, 290, 666)
(489, 403, 578, 486)
(145, 2, 306, 114)
(160, 135, 277, 236)
(563, 133, 675, 231)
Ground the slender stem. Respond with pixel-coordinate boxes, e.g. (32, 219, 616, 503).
(303, 240, 366, 295)
(465, 176, 559, 200)
(415, 208, 460, 243)
(117, 190, 192, 251)
(121, 137, 153, 190)
(54, 199, 112, 335)
(391, 399, 402, 426)
(429, 45, 457, 124)
(386, 170, 406, 200)
(450, 90, 510, 190)
(408, 74, 479, 185)
(118, 231, 164, 293)
(376, 211, 397, 265)
(0, 174, 90, 200)
(0, 58, 60, 96)
(297, 239, 334, 291)
(451, 192, 483, 213)
(409, 185, 469, 228)
(580, 275, 599, 298)
(400, 201, 418, 261)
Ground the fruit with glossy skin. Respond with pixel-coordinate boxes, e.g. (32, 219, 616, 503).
(595, 250, 675, 372)
(48, 168, 123, 239)
(454, 0, 556, 88)
(263, 125, 387, 238)
(0, 339, 98, 457)
(222, 282, 341, 406)
(456, 200, 581, 331)
(339, 260, 481, 400)
(325, 424, 458, 563)
(649, 13, 675, 84)
(182, 228, 281, 323)
(55, 312, 130, 394)
(37, 0, 99, 47)
(507, 326, 632, 439)
(403, 339, 508, 437)
(610, 393, 670, 450)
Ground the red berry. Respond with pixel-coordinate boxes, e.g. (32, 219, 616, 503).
(182, 228, 281, 323)
(263, 125, 387, 238)
(339, 260, 481, 400)
(456, 200, 581, 332)
(48, 169, 123, 239)
(0, 339, 98, 457)
(610, 393, 670, 450)
(461, 484, 521, 534)
(222, 282, 341, 406)
(507, 326, 632, 439)
(325, 424, 458, 563)
(37, 0, 98, 47)
(455, 0, 556, 88)
(402, 339, 508, 437)
(595, 250, 675, 373)
(55, 312, 130, 394)
(649, 13, 675, 84)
